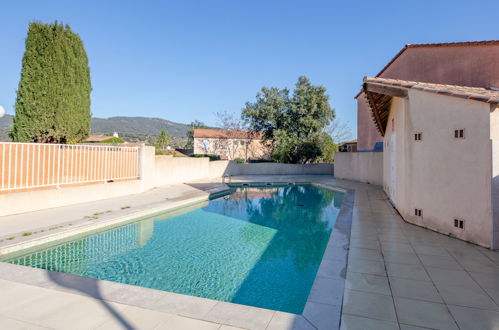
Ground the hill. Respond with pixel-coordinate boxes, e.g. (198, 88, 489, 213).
(91, 116, 189, 137)
(0, 115, 191, 141)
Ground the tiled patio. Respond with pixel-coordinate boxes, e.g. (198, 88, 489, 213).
(0, 176, 499, 329)
(342, 181, 499, 330)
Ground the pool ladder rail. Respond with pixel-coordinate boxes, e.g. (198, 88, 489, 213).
(222, 174, 232, 184)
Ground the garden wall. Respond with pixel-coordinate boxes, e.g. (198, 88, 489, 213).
(0, 147, 334, 216)
(334, 152, 383, 185)
(228, 163, 334, 176)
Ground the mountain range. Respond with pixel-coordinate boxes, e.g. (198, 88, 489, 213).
(0, 115, 190, 141)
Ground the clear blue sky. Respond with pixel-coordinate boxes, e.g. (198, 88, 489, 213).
(1, 0, 498, 137)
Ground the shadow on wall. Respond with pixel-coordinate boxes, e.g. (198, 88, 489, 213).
(46, 271, 134, 330)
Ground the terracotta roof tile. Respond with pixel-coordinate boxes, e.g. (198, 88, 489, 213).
(364, 77, 499, 105)
(85, 135, 110, 142)
(406, 40, 499, 49)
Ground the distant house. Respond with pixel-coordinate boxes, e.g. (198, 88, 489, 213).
(84, 134, 112, 143)
(338, 140, 357, 152)
(193, 128, 271, 161)
(356, 40, 499, 151)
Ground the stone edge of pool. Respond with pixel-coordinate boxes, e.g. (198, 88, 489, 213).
(0, 181, 354, 330)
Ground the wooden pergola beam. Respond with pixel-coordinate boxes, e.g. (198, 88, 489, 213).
(364, 89, 386, 136)
(365, 83, 408, 98)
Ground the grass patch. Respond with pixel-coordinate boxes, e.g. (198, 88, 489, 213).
(121, 206, 131, 210)
(6, 237, 15, 240)
(22, 232, 33, 237)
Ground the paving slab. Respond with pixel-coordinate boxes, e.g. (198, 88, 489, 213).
(342, 289, 397, 322)
(394, 297, 459, 330)
(448, 305, 499, 330)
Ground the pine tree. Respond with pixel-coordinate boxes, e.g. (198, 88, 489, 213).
(11, 21, 91, 143)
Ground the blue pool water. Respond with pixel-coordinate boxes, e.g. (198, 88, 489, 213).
(6, 184, 344, 313)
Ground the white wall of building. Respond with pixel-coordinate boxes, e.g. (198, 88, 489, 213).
(492, 139, 499, 249)
(385, 91, 494, 248)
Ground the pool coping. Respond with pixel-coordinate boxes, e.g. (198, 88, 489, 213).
(0, 181, 354, 330)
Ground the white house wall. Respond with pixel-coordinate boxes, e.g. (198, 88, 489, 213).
(384, 90, 494, 248)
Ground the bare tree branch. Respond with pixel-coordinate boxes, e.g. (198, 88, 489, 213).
(326, 119, 353, 144)
(214, 111, 248, 160)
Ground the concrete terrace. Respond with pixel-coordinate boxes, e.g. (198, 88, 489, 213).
(0, 175, 498, 329)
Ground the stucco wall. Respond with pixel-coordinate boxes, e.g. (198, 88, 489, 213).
(357, 44, 499, 153)
(208, 160, 232, 178)
(384, 91, 494, 247)
(0, 180, 145, 217)
(229, 163, 334, 176)
(492, 139, 499, 249)
(334, 152, 383, 185)
(381, 45, 499, 88)
(154, 156, 210, 186)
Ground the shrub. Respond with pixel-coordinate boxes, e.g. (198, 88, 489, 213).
(190, 154, 221, 161)
(100, 137, 125, 144)
(12, 21, 91, 143)
(234, 158, 245, 164)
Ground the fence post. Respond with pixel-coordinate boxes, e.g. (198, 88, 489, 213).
(137, 146, 143, 180)
(56, 145, 61, 188)
(103, 147, 108, 183)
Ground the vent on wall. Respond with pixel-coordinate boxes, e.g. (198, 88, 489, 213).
(414, 209, 422, 217)
(454, 129, 465, 139)
(454, 219, 465, 229)
(414, 133, 422, 141)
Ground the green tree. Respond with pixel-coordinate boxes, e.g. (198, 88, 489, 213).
(100, 137, 125, 144)
(242, 76, 334, 163)
(185, 120, 207, 148)
(11, 21, 91, 143)
(154, 129, 172, 150)
(319, 133, 337, 163)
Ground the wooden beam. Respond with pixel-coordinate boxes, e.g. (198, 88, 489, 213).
(365, 83, 408, 98)
(365, 90, 386, 136)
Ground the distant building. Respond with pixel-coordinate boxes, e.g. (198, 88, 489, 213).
(193, 128, 271, 161)
(84, 134, 112, 142)
(356, 40, 499, 151)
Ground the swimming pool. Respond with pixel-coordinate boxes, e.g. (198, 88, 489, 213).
(5, 184, 344, 314)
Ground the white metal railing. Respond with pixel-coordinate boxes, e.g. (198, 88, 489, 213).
(0, 142, 140, 192)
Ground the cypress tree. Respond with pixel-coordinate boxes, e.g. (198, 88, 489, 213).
(11, 21, 91, 143)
